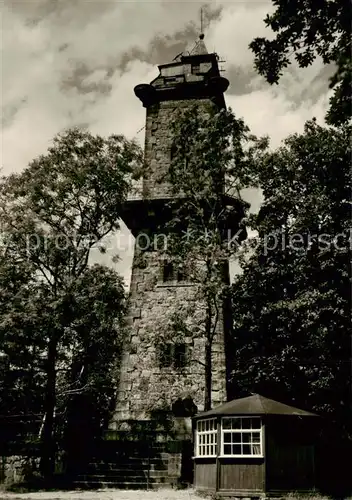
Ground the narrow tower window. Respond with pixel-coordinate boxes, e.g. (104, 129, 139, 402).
(161, 261, 187, 283)
(176, 267, 185, 282)
(170, 142, 177, 161)
(174, 343, 187, 369)
(158, 343, 187, 369)
(163, 262, 174, 282)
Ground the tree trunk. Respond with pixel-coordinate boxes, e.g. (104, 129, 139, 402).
(204, 338, 212, 411)
(40, 337, 57, 479)
(204, 300, 212, 411)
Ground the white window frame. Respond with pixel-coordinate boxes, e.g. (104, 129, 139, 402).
(195, 418, 217, 458)
(220, 416, 263, 458)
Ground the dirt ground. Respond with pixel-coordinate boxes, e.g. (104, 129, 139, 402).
(0, 488, 199, 500)
(0, 488, 332, 500)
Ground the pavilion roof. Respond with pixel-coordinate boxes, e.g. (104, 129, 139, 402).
(194, 394, 318, 418)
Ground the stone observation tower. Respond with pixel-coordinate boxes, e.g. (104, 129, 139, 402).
(111, 35, 246, 431)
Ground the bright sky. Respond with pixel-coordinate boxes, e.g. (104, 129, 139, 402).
(1, 0, 333, 284)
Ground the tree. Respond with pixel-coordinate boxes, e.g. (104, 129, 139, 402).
(0, 260, 126, 473)
(250, 0, 351, 125)
(58, 264, 126, 475)
(157, 104, 261, 411)
(0, 128, 142, 477)
(0, 255, 47, 445)
(230, 120, 351, 433)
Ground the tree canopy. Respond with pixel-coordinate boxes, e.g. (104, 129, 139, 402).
(250, 0, 351, 125)
(231, 120, 351, 433)
(158, 104, 262, 410)
(0, 128, 143, 477)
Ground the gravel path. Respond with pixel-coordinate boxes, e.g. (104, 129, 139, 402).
(0, 488, 331, 500)
(0, 488, 199, 500)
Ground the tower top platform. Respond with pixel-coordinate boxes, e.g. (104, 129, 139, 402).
(134, 36, 229, 107)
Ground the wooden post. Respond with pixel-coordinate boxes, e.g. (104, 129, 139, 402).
(262, 417, 266, 494)
(312, 442, 316, 492)
(216, 417, 221, 492)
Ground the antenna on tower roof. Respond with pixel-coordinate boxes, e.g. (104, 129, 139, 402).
(200, 7, 204, 38)
(188, 8, 208, 56)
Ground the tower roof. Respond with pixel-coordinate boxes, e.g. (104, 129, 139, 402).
(194, 394, 318, 418)
(189, 34, 208, 56)
(173, 34, 209, 62)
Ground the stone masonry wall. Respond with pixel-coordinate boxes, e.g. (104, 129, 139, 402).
(142, 98, 216, 200)
(112, 247, 227, 424)
(112, 94, 229, 427)
(0, 455, 40, 485)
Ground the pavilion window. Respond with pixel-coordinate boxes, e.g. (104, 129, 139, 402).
(196, 418, 217, 457)
(221, 417, 263, 457)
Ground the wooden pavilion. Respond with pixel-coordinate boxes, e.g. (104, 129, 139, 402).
(193, 394, 318, 497)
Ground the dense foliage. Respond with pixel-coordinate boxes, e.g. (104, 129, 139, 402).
(0, 128, 142, 477)
(163, 104, 262, 410)
(231, 120, 351, 433)
(166, 102, 351, 433)
(250, 0, 351, 125)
